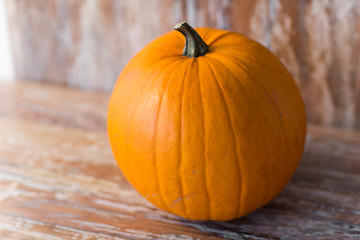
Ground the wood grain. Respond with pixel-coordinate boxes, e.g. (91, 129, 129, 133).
(5, 0, 360, 129)
(0, 80, 360, 239)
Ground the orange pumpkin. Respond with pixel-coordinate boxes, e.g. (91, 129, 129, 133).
(107, 22, 306, 221)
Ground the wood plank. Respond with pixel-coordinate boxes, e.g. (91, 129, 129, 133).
(0, 80, 108, 131)
(0, 81, 360, 239)
(0, 214, 123, 240)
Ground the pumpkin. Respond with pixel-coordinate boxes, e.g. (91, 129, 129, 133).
(107, 21, 306, 221)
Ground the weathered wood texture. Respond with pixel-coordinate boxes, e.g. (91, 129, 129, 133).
(4, 0, 360, 129)
(0, 81, 360, 239)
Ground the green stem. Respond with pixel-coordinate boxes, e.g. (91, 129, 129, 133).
(174, 21, 209, 58)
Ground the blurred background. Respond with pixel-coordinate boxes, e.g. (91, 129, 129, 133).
(0, 0, 359, 129)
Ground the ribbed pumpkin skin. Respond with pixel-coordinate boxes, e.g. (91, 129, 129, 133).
(107, 28, 306, 221)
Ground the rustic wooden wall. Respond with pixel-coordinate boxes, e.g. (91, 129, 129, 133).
(5, 0, 360, 129)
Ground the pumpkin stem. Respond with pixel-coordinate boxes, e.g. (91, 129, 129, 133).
(174, 21, 209, 58)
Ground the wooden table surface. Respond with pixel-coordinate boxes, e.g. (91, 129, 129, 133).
(0, 81, 359, 240)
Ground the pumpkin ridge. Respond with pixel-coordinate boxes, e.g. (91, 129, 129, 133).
(203, 59, 242, 220)
(211, 55, 277, 201)
(216, 53, 299, 127)
(205, 31, 236, 46)
(125, 68, 160, 191)
(236, 54, 306, 192)
(127, 58, 175, 199)
(254, 53, 305, 134)
(153, 58, 184, 213)
(232, 51, 306, 161)
(209, 41, 262, 50)
(211, 54, 292, 203)
(222, 54, 296, 148)
(230, 60, 272, 205)
(207, 55, 277, 215)
(178, 59, 195, 219)
(221, 51, 301, 116)
(212, 53, 288, 130)
(197, 60, 212, 220)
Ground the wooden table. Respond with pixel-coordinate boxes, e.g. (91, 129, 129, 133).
(0, 81, 359, 240)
